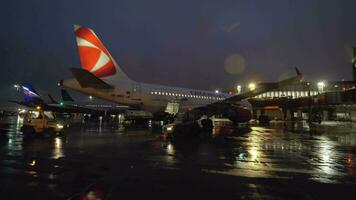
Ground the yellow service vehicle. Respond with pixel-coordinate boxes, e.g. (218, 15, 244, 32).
(21, 110, 64, 135)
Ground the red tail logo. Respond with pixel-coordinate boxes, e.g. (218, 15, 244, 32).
(74, 25, 116, 78)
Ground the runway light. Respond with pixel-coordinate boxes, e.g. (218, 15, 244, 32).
(248, 83, 256, 91)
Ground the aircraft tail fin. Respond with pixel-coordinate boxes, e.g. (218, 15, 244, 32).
(295, 67, 302, 78)
(61, 89, 75, 102)
(73, 25, 134, 83)
(48, 94, 59, 104)
(20, 83, 43, 104)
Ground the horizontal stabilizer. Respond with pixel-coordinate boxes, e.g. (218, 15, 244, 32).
(70, 68, 114, 89)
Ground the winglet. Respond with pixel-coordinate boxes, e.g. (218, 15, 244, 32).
(295, 67, 302, 77)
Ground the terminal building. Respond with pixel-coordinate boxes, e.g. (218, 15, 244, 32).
(238, 47, 356, 121)
(248, 81, 356, 121)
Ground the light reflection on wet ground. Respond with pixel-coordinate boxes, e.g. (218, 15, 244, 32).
(0, 116, 356, 199)
(212, 126, 356, 184)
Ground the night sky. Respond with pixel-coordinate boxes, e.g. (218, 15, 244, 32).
(1, 0, 356, 108)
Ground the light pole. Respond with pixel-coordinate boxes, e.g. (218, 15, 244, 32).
(307, 82, 312, 124)
(317, 81, 326, 93)
(248, 83, 256, 91)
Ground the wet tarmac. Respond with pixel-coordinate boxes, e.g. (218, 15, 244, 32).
(1, 116, 356, 199)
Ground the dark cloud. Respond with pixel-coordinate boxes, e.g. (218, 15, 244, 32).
(1, 0, 356, 108)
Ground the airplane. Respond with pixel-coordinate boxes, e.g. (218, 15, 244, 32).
(10, 83, 101, 114)
(61, 89, 142, 119)
(59, 25, 303, 127)
(12, 83, 143, 122)
(58, 89, 129, 113)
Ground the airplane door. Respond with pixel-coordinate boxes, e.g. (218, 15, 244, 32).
(131, 83, 141, 101)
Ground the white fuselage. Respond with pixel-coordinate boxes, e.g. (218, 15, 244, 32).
(65, 25, 255, 116)
(62, 79, 248, 114)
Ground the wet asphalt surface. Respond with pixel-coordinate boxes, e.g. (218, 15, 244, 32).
(0, 117, 356, 200)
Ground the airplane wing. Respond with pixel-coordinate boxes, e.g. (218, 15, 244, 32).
(221, 67, 302, 102)
(186, 68, 303, 124)
(46, 103, 102, 114)
(10, 83, 104, 114)
(8, 100, 37, 108)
